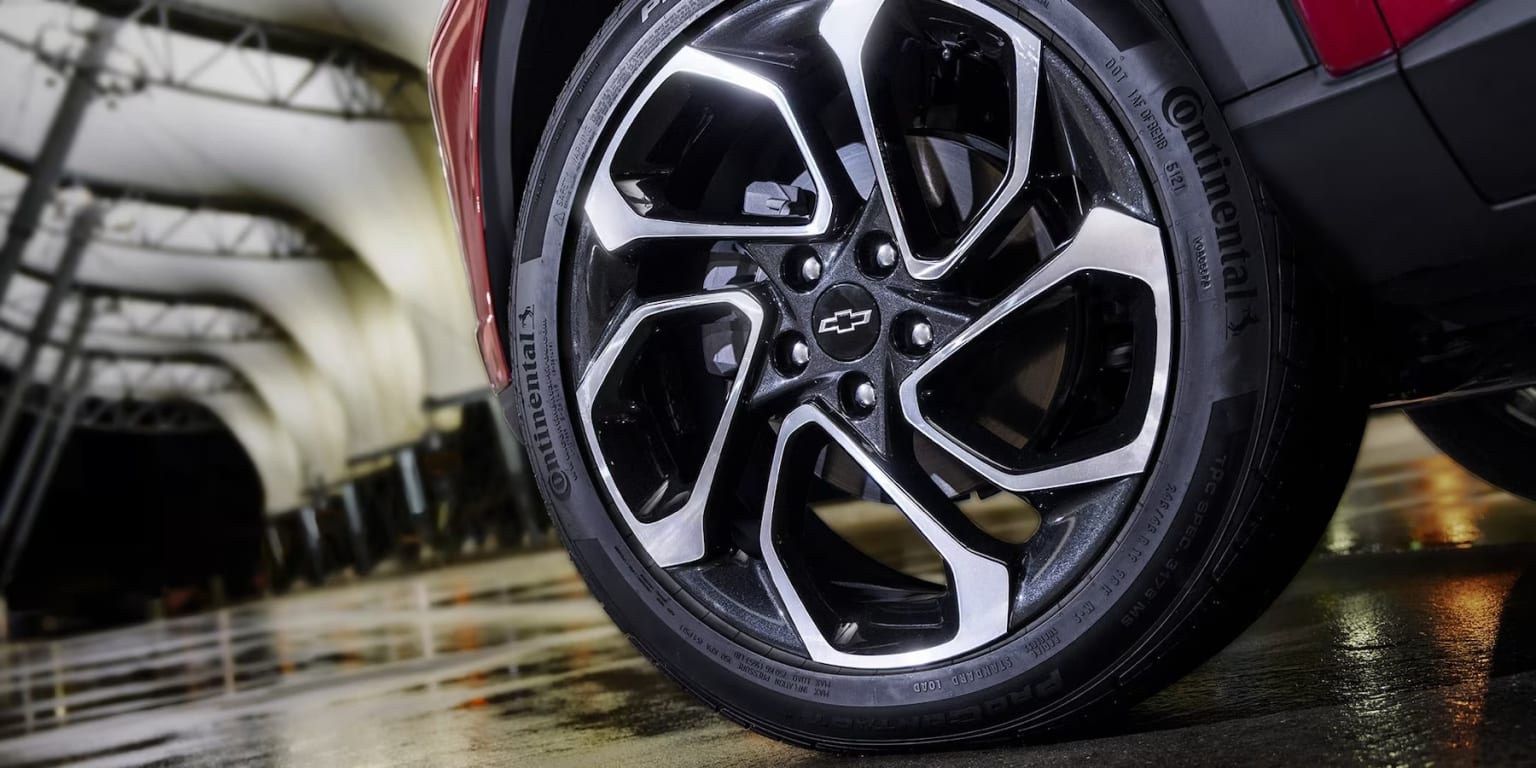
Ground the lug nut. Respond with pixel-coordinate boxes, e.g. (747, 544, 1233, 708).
(895, 312, 934, 355)
(785, 248, 823, 290)
(800, 255, 823, 284)
(777, 333, 811, 374)
(860, 235, 899, 277)
(853, 381, 877, 410)
(842, 374, 877, 416)
(908, 319, 933, 351)
(788, 339, 811, 368)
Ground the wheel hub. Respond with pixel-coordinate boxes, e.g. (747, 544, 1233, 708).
(811, 282, 881, 362)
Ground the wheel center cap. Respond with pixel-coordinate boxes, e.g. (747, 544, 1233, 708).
(813, 283, 881, 362)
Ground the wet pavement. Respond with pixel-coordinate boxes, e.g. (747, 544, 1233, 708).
(1, 414, 1534, 766)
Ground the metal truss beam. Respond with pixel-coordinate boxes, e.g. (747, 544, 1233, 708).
(1, 0, 430, 121)
(0, 149, 356, 262)
(63, 391, 222, 434)
(0, 316, 248, 371)
(0, 370, 227, 438)
(0, 307, 248, 434)
(1, 286, 284, 345)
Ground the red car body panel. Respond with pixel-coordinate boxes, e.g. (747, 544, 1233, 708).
(429, 0, 510, 391)
(1290, 0, 1397, 74)
(1292, 0, 1479, 74)
(1376, 0, 1479, 44)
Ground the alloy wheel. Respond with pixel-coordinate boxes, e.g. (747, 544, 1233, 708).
(566, 0, 1172, 670)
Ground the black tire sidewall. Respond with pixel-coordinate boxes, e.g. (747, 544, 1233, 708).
(511, 0, 1279, 747)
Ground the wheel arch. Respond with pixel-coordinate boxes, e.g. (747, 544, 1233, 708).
(480, 0, 625, 398)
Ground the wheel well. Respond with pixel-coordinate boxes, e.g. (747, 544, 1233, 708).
(481, 0, 623, 356)
(503, 0, 622, 191)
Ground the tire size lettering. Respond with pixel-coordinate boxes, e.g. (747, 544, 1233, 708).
(1098, 567, 1128, 598)
(1143, 483, 1177, 540)
(1072, 600, 1097, 624)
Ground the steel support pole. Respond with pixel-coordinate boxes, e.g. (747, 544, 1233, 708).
(0, 298, 93, 543)
(397, 447, 428, 520)
(263, 520, 287, 589)
(0, 204, 104, 467)
(397, 447, 434, 558)
(0, 359, 93, 590)
(340, 483, 370, 574)
(0, 19, 119, 299)
(298, 505, 324, 585)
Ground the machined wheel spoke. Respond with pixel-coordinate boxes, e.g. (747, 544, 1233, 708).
(575, 290, 768, 567)
(819, 0, 1042, 282)
(898, 207, 1173, 492)
(1010, 477, 1138, 623)
(761, 404, 1012, 668)
(584, 46, 836, 252)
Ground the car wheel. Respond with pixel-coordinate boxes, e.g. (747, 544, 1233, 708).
(1409, 387, 1536, 502)
(508, 0, 1364, 750)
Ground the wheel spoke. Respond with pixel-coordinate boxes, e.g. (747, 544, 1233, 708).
(575, 291, 768, 567)
(1011, 477, 1137, 623)
(760, 404, 1011, 668)
(820, 0, 1041, 281)
(584, 46, 836, 251)
(898, 207, 1172, 492)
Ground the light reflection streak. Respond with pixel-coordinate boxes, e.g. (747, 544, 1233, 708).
(1422, 574, 1515, 755)
(1326, 453, 1515, 556)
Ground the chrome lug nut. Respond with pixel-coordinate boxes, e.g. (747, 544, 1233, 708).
(842, 374, 877, 416)
(853, 380, 878, 410)
(789, 339, 811, 368)
(783, 247, 824, 291)
(800, 257, 823, 284)
(895, 312, 934, 355)
(908, 318, 933, 351)
(860, 235, 899, 277)
(777, 333, 811, 374)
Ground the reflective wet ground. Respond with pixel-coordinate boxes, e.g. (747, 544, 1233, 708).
(2, 414, 1534, 766)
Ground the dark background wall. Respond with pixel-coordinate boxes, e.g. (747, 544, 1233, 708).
(5, 419, 264, 635)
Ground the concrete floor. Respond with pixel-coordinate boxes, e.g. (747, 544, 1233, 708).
(1, 415, 1534, 766)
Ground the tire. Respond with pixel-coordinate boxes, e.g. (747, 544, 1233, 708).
(1409, 388, 1536, 501)
(507, 0, 1365, 751)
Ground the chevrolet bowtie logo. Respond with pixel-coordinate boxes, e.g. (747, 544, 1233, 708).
(818, 308, 874, 336)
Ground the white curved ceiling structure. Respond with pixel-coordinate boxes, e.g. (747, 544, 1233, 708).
(192, 0, 445, 64)
(197, 391, 306, 513)
(0, 287, 329, 512)
(21, 225, 430, 453)
(0, 0, 483, 513)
